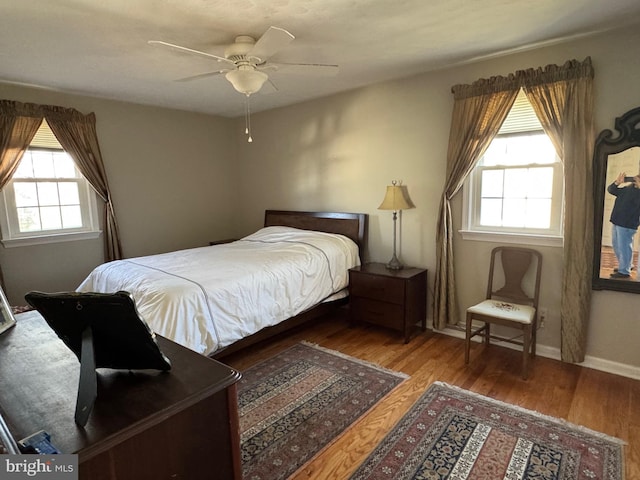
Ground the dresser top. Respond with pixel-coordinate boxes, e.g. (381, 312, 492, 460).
(0, 310, 240, 459)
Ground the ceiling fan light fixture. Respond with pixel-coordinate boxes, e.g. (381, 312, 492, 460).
(225, 68, 268, 95)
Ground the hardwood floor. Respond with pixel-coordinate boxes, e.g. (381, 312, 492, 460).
(222, 307, 639, 479)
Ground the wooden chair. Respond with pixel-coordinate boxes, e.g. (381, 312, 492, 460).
(464, 246, 543, 380)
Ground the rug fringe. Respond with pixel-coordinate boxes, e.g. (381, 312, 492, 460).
(300, 340, 410, 379)
(431, 381, 627, 446)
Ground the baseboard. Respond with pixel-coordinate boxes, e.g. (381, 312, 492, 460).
(436, 324, 640, 381)
(579, 355, 640, 381)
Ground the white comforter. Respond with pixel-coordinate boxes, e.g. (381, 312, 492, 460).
(77, 226, 360, 355)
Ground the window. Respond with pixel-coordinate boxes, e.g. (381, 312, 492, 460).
(0, 120, 101, 247)
(461, 90, 563, 246)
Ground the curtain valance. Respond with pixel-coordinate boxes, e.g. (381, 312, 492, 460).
(0, 100, 94, 122)
(451, 57, 594, 99)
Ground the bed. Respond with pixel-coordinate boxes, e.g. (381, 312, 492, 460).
(77, 210, 367, 358)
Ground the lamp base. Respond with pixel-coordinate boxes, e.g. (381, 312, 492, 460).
(386, 255, 403, 270)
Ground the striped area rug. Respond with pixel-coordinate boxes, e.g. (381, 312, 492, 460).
(350, 382, 625, 480)
(239, 342, 408, 480)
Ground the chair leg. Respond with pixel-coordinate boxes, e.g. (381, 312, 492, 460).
(465, 312, 472, 365)
(484, 322, 490, 345)
(522, 325, 531, 380)
(532, 318, 537, 357)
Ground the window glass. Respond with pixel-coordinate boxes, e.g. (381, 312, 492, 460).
(0, 149, 100, 246)
(461, 90, 563, 244)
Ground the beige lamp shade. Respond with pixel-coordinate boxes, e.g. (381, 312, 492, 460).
(378, 184, 415, 211)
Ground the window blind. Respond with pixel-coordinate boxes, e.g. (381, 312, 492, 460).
(30, 119, 63, 149)
(498, 89, 543, 134)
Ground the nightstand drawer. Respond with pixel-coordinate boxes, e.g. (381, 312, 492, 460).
(349, 274, 405, 304)
(350, 297, 404, 329)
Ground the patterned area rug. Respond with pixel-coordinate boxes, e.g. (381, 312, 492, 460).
(350, 382, 625, 480)
(239, 342, 408, 480)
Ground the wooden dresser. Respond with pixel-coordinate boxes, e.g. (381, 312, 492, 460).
(0, 311, 242, 480)
(349, 262, 427, 343)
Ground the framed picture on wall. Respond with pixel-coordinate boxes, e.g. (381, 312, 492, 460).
(0, 287, 16, 335)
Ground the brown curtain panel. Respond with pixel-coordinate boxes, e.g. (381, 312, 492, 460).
(434, 57, 595, 363)
(46, 109, 123, 261)
(0, 101, 42, 188)
(433, 83, 519, 329)
(522, 58, 595, 362)
(0, 100, 123, 261)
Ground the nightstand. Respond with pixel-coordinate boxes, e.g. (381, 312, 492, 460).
(349, 262, 427, 343)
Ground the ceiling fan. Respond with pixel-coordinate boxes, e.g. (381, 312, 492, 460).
(149, 26, 338, 96)
(149, 26, 338, 142)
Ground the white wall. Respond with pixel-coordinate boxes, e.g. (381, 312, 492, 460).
(235, 24, 640, 370)
(0, 85, 237, 304)
(1, 24, 639, 372)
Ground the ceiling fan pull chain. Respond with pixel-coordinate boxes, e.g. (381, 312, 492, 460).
(245, 94, 253, 143)
(244, 95, 249, 135)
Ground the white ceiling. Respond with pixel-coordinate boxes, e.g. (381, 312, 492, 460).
(2, 0, 640, 118)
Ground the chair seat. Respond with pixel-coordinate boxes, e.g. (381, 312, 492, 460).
(465, 246, 542, 380)
(467, 300, 535, 325)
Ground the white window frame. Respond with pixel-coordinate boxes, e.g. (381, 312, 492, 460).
(460, 90, 564, 248)
(0, 148, 101, 248)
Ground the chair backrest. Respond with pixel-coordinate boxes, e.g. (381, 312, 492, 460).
(486, 246, 543, 307)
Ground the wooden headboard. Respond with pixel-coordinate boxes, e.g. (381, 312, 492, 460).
(264, 210, 367, 256)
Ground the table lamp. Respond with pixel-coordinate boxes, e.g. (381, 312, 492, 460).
(378, 180, 415, 269)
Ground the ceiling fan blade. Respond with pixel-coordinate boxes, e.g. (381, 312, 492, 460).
(148, 40, 234, 65)
(260, 79, 278, 94)
(270, 62, 339, 76)
(175, 70, 227, 82)
(249, 26, 295, 62)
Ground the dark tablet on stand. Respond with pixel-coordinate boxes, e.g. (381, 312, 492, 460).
(25, 291, 171, 427)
